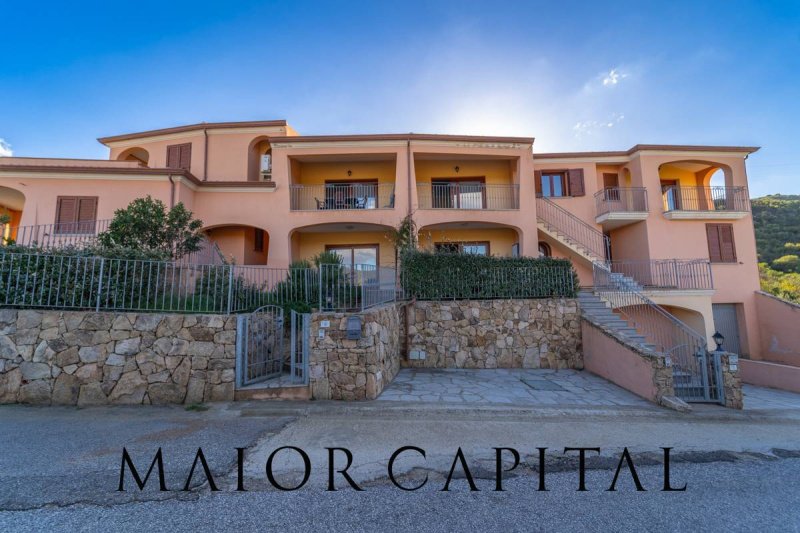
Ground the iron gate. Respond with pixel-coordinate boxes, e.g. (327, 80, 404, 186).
(670, 346, 725, 404)
(236, 306, 310, 388)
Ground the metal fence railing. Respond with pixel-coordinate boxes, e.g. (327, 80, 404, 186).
(0, 251, 397, 314)
(290, 183, 396, 211)
(400, 264, 576, 300)
(536, 196, 610, 260)
(662, 186, 749, 213)
(609, 259, 713, 290)
(417, 183, 520, 210)
(3, 219, 112, 249)
(594, 187, 649, 217)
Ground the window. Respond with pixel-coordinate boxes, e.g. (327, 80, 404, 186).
(706, 224, 737, 263)
(55, 196, 98, 234)
(538, 242, 552, 258)
(166, 143, 192, 171)
(325, 245, 379, 268)
(434, 242, 490, 256)
(253, 229, 265, 252)
(535, 169, 585, 198)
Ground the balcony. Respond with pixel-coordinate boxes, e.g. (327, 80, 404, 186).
(609, 259, 713, 291)
(594, 187, 649, 228)
(662, 186, 749, 220)
(290, 183, 395, 211)
(417, 183, 519, 210)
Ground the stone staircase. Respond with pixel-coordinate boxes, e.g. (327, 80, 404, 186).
(578, 290, 658, 354)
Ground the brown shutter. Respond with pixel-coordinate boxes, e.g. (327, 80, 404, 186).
(179, 143, 192, 170)
(55, 197, 77, 233)
(77, 197, 98, 233)
(706, 224, 722, 262)
(166, 145, 180, 168)
(568, 168, 585, 197)
(534, 170, 542, 196)
(719, 224, 737, 262)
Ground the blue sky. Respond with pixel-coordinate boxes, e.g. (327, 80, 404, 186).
(1, 0, 798, 196)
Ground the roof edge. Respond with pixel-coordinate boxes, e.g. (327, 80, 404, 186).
(535, 144, 760, 159)
(98, 120, 289, 144)
(268, 133, 535, 145)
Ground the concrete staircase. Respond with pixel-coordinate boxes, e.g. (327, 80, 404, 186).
(535, 197, 609, 263)
(578, 290, 659, 353)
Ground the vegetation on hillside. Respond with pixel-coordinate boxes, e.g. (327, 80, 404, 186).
(753, 194, 800, 302)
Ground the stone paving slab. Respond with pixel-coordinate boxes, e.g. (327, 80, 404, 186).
(376, 369, 652, 407)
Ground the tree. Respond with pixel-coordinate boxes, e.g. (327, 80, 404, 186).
(98, 196, 204, 259)
(772, 254, 800, 273)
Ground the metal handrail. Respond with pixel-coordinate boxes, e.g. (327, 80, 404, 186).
(608, 259, 713, 290)
(661, 185, 749, 212)
(594, 187, 649, 216)
(417, 183, 520, 210)
(536, 197, 610, 260)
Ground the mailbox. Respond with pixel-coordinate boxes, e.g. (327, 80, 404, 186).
(346, 316, 362, 340)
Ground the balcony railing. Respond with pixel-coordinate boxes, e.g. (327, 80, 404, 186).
(609, 259, 713, 290)
(594, 187, 648, 217)
(662, 186, 749, 212)
(417, 183, 519, 210)
(290, 183, 395, 211)
(2, 219, 111, 248)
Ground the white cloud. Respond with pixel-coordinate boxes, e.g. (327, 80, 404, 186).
(0, 139, 11, 157)
(602, 68, 628, 86)
(573, 113, 625, 138)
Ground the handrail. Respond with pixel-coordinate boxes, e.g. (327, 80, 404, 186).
(661, 185, 749, 212)
(609, 259, 713, 290)
(592, 261, 708, 359)
(536, 197, 610, 260)
(594, 187, 649, 216)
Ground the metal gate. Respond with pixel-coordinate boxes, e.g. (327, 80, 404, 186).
(670, 346, 725, 404)
(236, 306, 310, 388)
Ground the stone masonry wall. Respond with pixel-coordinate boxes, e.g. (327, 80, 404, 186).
(0, 309, 236, 405)
(309, 303, 403, 400)
(406, 299, 582, 369)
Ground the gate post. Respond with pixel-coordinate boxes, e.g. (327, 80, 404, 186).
(290, 310, 297, 382)
(235, 314, 247, 389)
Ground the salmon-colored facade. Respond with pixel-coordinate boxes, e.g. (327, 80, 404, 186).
(0, 120, 768, 359)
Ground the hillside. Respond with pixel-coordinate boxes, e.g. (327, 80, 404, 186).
(752, 194, 800, 302)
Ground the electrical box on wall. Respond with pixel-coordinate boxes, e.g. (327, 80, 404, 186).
(346, 316, 362, 340)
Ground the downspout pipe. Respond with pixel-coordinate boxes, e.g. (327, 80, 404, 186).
(168, 175, 175, 208)
(406, 138, 412, 217)
(203, 127, 209, 181)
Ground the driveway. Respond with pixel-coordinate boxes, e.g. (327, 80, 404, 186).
(377, 368, 653, 407)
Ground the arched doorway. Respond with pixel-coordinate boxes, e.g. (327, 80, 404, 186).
(0, 185, 25, 244)
(657, 160, 740, 212)
(117, 147, 150, 166)
(204, 224, 270, 265)
(247, 137, 272, 182)
(417, 221, 523, 258)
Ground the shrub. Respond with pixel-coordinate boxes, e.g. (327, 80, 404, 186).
(400, 250, 578, 300)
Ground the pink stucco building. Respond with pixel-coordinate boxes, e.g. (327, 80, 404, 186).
(0, 120, 768, 360)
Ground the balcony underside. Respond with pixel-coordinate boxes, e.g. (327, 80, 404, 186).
(595, 211, 648, 229)
(662, 210, 748, 220)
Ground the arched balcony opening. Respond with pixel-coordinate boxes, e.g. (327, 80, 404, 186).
(203, 224, 270, 265)
(0, 185, 25, 244)
(418, 221, 523, 258)
(657, 160, 748, 216)
(247, 137, 272, 182)
(117, 147, 150, 166)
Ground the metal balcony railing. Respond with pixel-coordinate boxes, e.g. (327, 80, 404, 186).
(609, 259, 713, 290)
(290, 183, 395, 211)
(2, 219, 111, 248)
(417, 183, 519, 210)
(594, 187, 649, 217)
(536, 197, 610, 260)
(662, 186, 749, 212)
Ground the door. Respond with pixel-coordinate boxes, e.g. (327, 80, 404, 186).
(662, 180, 681, 211)
(712, 304, 743, 355)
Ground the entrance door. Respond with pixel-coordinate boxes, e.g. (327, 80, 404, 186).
(712, 304, 743, 355)
(662, 180, 681, 211)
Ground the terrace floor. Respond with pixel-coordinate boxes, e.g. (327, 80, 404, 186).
(376, 368, 652, 407)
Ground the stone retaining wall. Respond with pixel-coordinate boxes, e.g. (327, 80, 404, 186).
(309, 303, 403, 400)
(0, 309, 236, 405)
(405, 299, 582, 369)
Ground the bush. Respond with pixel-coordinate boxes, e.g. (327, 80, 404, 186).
(400, 250, 578, 300)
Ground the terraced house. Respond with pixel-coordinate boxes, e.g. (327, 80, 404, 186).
(0, 119, 791, 406)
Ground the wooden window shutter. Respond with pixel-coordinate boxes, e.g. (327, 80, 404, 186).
(706, 224, 723, 262)
(179, 143, 192, 170)
(719, 224, 737, 262)
(534, 170, 542, 196)
(55, 197, 77, 228)
(77, 197, 98, 233)
(568, 168, 585, 197)
(166, 144, 179, 168)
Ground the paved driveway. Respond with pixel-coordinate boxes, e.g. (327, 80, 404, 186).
(377, 369, 653, 407)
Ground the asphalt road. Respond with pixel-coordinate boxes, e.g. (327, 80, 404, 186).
(2, 402, 800, 532)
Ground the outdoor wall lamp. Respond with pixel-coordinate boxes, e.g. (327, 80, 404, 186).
(712, 331, 725, 351)
(454, 166, 460, 173)
(347, 170, 352, 176)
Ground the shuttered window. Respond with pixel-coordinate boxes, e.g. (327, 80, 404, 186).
(166, 143, 192, 171)
(535, 169, 585, 197)
(706, 224, 737, 263)
(55, 196, 98, 234)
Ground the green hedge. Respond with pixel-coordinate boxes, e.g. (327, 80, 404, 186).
(400, 250, 578, 300)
